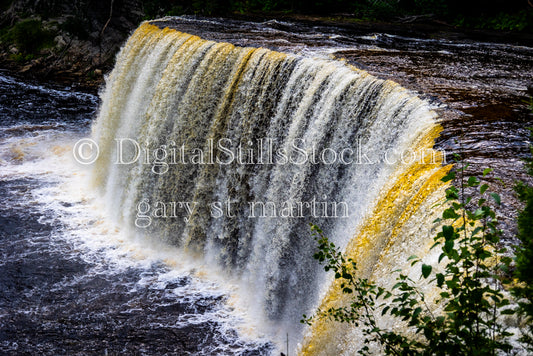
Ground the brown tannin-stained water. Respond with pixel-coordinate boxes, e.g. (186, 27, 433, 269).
(1, 16, 532, 355)
(152, 15, 533, 238)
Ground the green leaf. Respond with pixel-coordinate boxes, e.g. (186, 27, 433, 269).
(471, 226, 483, 237)
(473, 208, 484, 218)
(441, 171, 456, 182)
(444, 239, 454, 254)
(490, 192, 501, 205)
(442, 225, 454, 240)
(480, 184, 489, 194)
(467, 176, 480, 186)
(382, 306, 390, 315)
(421, 264, 432, 279)
(443, 207, 460, 219)
(482, 168, 492, 177)
(436, 273, 444, 287)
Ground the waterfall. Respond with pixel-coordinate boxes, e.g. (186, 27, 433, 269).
(91, 22, 450, 353)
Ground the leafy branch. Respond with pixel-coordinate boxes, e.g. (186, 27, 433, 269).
(303, 156, 523, 355)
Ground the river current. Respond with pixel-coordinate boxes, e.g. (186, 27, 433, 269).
(1, 15, 532, 355)
(0, 73, 272, 354)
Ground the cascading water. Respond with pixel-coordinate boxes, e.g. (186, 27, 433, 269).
(91, 22, 451, 353)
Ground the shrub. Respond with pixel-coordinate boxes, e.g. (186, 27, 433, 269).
(511, 108, 533, 350)
(302, 158, 524, 355)
(11, 19, 56, 54)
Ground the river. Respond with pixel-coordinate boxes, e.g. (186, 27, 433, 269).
(1, 16, 532, 355)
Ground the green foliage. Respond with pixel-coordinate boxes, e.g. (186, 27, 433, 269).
(141, 0, 228, 18)
(167, 0, 530, 34)
(5, 19, 56, 54)
(142, 0, 177, 19)
(363, 1, 398, 19)
(303, 224, 424, 355)
(142, 0, 160, 19)
(526, 97, 533, 113)
(166, 5, 186, 16)
(191, 0, 223, 15)
(487, 11, 530, 31)
(86, 70, 96, 80)
(303, 156, 527, 355)
(457, 10, 532, 32)
(8, 52, 25, 63)
(351, 1, 400, 21)
(411, 0, 449, 17)
(3, 0, 530, 33)
(511, 117, 533, 350)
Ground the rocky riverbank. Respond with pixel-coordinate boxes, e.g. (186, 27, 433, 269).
(1, 0, 532, 92)
(0, 0, 144, 91)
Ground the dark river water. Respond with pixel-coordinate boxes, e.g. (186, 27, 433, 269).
(0, 73, 272, 355)
(1, 15, 532, 355)
(153, 16, 533, 161)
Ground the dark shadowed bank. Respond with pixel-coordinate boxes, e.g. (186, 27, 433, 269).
(0, 0, 532, 91)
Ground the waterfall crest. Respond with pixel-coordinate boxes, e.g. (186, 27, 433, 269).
(91, 22, 449, 351)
